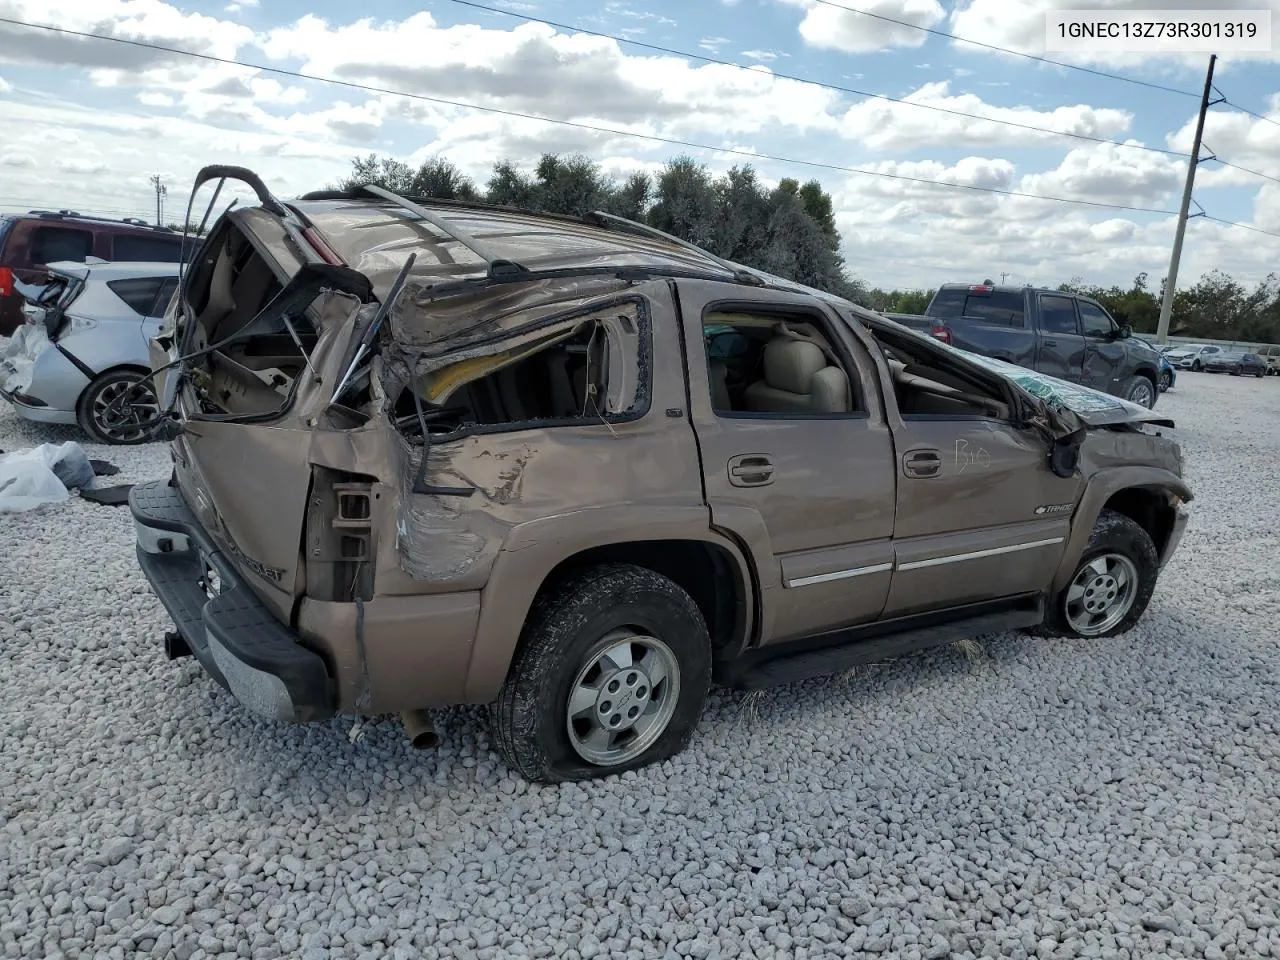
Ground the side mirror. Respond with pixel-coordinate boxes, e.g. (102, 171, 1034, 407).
(1117, 323, 1132, 339)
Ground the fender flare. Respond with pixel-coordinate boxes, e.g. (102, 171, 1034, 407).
(461, 505, 758, 702)
(1051, 466, 1191, 593)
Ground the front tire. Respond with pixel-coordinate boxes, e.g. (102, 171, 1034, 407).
(492, 563, 712, 783)
(1192, 360, 1202, 372)
(76, 368, 161, 445)
(1122, 375, 1157, 409)
(1039, 509, 1159, 639)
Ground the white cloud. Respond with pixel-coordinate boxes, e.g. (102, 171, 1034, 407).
(741, 49, 785, 61)
(262, 14, 845, 140)
(1018, 141, 1186, 206)
(138, 90, 173, 107)
(225, 0, 258, 10)
(1165, 104, 1280, 190)
(840, 81, 1133, 152)
(779, 0, 945, 53)
(0, 75, 10, 92)
(0, 0, 254, 74)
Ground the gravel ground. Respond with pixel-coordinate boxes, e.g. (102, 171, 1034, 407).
(2, 371, 1279, 960)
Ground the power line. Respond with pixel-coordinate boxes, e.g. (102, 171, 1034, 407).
(804, 0, 1200, 99)
(1221, 98, 1280, 129)
(1211, 158, 1280, 187)
(447, 0, 1188, 159)
(0, 16, 1188, 216)
(1199, 215, 1280, 242)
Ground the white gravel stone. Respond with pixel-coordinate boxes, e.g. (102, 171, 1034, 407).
(1, 371, 1279, 959)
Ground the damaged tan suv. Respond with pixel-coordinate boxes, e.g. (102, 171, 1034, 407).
(130, 166, 1191, 782)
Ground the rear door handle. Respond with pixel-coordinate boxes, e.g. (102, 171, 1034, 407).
(1042, 338, 1059, 347)
(728, 454, 774, 487)
(903, 449, 941, 478)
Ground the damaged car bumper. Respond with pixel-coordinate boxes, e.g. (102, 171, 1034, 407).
(130, 479, 335, 723)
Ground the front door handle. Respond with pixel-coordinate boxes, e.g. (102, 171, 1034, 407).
(728, 454, 774, 487)
(903, 449, 941, 478)
(1042, 338, 1059, 347)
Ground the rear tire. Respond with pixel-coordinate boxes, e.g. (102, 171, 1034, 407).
(1037, 509, 1159, 640)
(1157, 370, 1172, 392)
(76, 368, 161, 445)
(492, 563, 712, 783)
(1231, 366, 1242, 377)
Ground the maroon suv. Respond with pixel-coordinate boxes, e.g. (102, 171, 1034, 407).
(0, 211, 186, 336)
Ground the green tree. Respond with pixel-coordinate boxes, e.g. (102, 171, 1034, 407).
(410, 157, 478, 201)
(337, 154, 417, 194)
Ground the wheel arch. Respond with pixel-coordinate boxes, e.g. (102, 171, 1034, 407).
(463, 511, 758, 703)
(1052, 468, 1191, 593)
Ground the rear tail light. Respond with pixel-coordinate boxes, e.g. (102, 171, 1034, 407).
(0, 267, 13, 298)
(930, 324, 953, 345)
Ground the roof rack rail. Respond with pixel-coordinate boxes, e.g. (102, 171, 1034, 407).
(25, 209, 174, 232)
(586, 210, 764, 287)
(360, 184, 530, 280)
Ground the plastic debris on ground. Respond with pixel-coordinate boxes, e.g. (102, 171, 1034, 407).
(0, 441, 96, 513)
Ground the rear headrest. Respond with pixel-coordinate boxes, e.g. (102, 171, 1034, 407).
(762, 339, 826, 395)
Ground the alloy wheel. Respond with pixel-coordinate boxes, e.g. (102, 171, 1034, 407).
(92, 376, 159, 443)
(565, 629, 681, 766)
(1064, 553, 1139, 636)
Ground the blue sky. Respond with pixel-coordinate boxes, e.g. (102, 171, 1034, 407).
(0, 0, 1277, 291)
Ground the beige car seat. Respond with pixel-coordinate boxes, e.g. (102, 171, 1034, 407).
(744, 338, 850, 413)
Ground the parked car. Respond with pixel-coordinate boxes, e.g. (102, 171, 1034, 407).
(1164, 343, 1224, 371)
(884, 282, 1164, 409)
(0, 211, 186, 336)
(0, 260, 179, 443)
(1133, 337, 1177, 392)
(130, 166, 1191, 783)
(1255, 343, 1280, 375)
(1202, 351, 1267, 377)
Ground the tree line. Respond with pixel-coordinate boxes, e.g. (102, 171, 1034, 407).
(334, 153, 862, 300)
(335, 153, 1278, 345)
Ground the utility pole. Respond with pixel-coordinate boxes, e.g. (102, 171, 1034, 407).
(1000, 272, 1009, 284)
(1156, 55, 1218, 344)
(150, 174, 167, 226)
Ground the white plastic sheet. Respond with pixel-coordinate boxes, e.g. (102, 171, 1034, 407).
(0, 323, 51, 395)
(0, 441, 94, 513)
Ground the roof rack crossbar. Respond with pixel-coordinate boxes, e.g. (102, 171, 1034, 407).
(587, 210, 764, 287)
(360, 184, 529, 281)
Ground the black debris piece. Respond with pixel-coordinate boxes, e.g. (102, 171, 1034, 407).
(90, 459, 121, 477)
(79, 485, 134, 507)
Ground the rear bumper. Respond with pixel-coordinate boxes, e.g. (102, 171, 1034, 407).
(130, 479, 335, 722)
(0, 386, 77, 424)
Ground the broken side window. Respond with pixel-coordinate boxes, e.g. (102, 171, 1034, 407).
(391, 300, 647, 440)
(870, 325, 1013, 421)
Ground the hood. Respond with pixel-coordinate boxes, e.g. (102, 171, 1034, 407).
(956, 350, 1176, 429)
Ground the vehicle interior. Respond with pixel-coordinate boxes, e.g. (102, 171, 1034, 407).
(703, 311, 856, 414)
(393, 307, 643, 438)
(702, 310, 1010, 420)
(869, 325, 1011, 420)
(183, 222, 307, 416)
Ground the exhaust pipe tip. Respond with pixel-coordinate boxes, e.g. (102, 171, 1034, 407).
(401, 708, 439, 750)
(164, 630, 193, 660)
